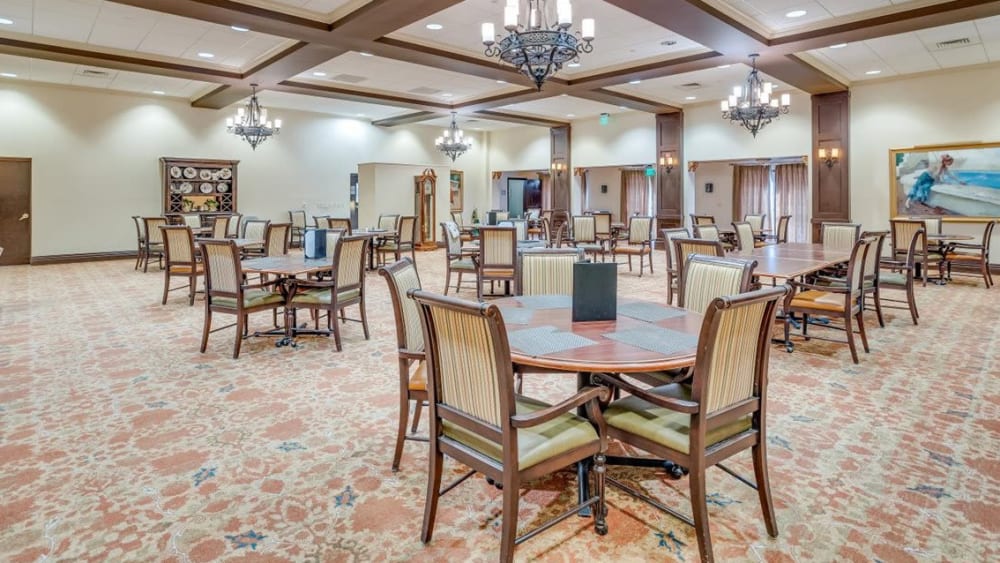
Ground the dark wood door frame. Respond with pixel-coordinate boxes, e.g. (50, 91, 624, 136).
(0, 157, 31, 266)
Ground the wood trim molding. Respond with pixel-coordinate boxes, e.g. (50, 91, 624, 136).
(31, 251, 136, 265)
(811, 91, 850, 241)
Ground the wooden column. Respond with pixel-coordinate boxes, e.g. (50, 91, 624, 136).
(656, 112, 684, 235)
(550, 125, 571, 211)
(811, 91, 850, 241)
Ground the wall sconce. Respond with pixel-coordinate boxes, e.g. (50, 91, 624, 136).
(818, 147, 841, 168)
(551, 159, 567, 176)
(658, 152, 675, 174)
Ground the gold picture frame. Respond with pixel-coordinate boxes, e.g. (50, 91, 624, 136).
(889, 141, 1000, 222)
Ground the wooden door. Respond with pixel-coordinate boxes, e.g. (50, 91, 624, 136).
(0, 158, 31, 265)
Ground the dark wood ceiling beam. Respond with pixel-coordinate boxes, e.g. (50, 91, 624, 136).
(471, 110, 568, 128)
(371, 111, 446, 127)
(192, 85, 255, 108)
(331, 0, 464, 39)
(754, 53, 846, 94)
(574, 89, 681, 114)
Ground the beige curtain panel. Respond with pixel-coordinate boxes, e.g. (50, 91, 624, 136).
(775, 163, 809, 243)
(733, 165, 770, 227)
(620, 169, 649, 219)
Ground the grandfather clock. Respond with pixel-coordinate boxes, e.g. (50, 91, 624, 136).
(414, 169, 437, 251)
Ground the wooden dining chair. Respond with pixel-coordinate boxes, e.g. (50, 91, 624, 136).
(770, 215, 791, 244)
(378, 215, 417, 266)
(326, 217, 352, 234)
(441, 221, 477, 295)
(288, 210, 307, 248)
(211, 215, 231, 239)
(132, 215, 146, 271)
(694, 223, 721, 241)
(518, 247, 584, 296)
(226, 213, 243, 238)
(672, 238, 726, 288)
(744, 213, 766, 234)
(784, 237, 876, 364)
(288, 235, 371, 352)
(690, 214, 715, 227)
(890, 218, 942, 286)
(378, 258, 427, 472)
(160, 225, 204, 306)
(732, 221, 764, 251)
(378, 214, 400, 231)
(198, 239, 284, 359)
(612, 215, 654, 276)
(592, 211, 613, 249)
(661, 227, 690, 305)
(820, 222, 861, 251)
(571, 215, 604, 261)
(242, 219, 269, 247)
(944, 220, 995, 288)
(263, 223, 290, 256)
(592, 285, 787, 563)
(141, 217, 168, 272)
(877, 227, 924, 324)
(476, 226, 518, 299)
(410, 289, 610, 563)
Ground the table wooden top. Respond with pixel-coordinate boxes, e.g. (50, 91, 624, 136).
(199, 237, 258, 248)
(929, 233, 975, 241)
(241, 255, 331, 276)
(729, 243, 850, 279)
(494, 296, 701, 373)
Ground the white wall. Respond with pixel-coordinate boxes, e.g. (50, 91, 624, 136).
(693, 161, 734, 224)
(851, 65, 1000, 251)
(573, 112, 656, 168)
(585, 167, 622, 219)
(0, 80, 488, 256)
(355, 163, 453, 242)
(487, 125, 550, 172)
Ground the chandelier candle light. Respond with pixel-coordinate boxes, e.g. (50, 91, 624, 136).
(226, 84, 281, 150)
(436, 112, 472, 162)
(720, 55, 790, 137)
(482, 0, 595, 90)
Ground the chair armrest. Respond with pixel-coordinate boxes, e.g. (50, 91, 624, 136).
(950, 242, 984, 250)
(812, 274, 846, 284)
(787, 279, 850, 294)
(242, 279, 281, 291)
(592, 373, 699, 414)
(511, 386, 611, 428)
(293, 279, 336, 289)
(879, 258, 911, 269)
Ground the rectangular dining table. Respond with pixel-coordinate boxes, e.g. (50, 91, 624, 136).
(731, 243, 850, 279)
(241, 255, 334, 346)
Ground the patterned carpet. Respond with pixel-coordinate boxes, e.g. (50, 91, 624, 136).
(1, 250, 997, 562)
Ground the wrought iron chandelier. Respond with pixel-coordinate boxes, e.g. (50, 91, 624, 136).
(226, 84, 281, 150)
(435, 112, 472, 162)
(482, 0, 595, 90)
(720, 55, 790, 137)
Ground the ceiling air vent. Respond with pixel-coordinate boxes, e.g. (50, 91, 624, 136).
(408, 86, 441, 95)
(79, 69, 111, 77)
(933, 37, 972, 50)
(330, 73, 366, 83)
(677, 82, 702, 90)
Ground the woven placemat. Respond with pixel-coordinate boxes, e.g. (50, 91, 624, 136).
(515, 294, 572, 309)
(508, 325, 595, 356)
(498, 307, 534, 325)
(603, 326, 698, 356)
(617, 302, 687, 323)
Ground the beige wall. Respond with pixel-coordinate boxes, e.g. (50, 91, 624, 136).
(0, 80, 488, 257)
(573, 112, 656, 168)
(585, 167, 622, 219)
(355, 163, 453, 242)
(693, 162, 734, 225)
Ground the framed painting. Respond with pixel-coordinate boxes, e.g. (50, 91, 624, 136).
(449, 170, 463, 212)
(889, 141, 1000, 221)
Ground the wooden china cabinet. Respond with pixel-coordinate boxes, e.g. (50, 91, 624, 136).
(160, 157, 239, 222)
(414, 169, 437, 251)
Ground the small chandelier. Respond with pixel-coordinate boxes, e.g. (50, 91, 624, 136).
(721, 54, 790, 138)
(226, 84, 281, 150)
(435, 112, 472, 162)
(482, 0, 595, 90)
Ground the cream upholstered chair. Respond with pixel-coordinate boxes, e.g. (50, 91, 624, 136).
(379, 215, 417, 265)
(289, 235, 371, 352)
(571, 215, 604, 261)
(694, 223, 721, 241)
(818, 231, 888, 327)
(160, 225, 203, 306)
(288, 210, 307, 247)
(378, 258, 427, 472)
(182, 215, 201, 229)
(312, 215, 330, 228)
(944, 220, 995, 288)
(211, 215, 231, 239)
(744, 213, 766, 234)
(141, 217, 168, 272)
(673, 238, 726, 287)
(509, 219, 529, 241)
(661, 227, 690, 305)
(476, 226, 518, 299)
(441, 221, 477, 294)
(198, 239, 284, 359)
(771, 215, 791, 244)
(690, 214, 715, 227)
(878, 227, 925, 324)
(495, 210, 510, 223)
(378, 214, 400, 231)
(327, 217, 352, 234)
(784, 237, 875, 364)
(890, 218, 942, 286)
(411, 289, 610, 563)
(242, 219, 269, 254)
(593, 285, 787, 563)
(592, 211, 613, 249)
(732, 221, 758, 252)
(820, 222, 861, 251)
(612, 216, 654, 276)
(226, 213, 243, 238)
(263, 223, 290, 256)
(518, 247, 584, 296)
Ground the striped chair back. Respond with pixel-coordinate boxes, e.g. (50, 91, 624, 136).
(510, 219, 528, 241)
(733, 221, 755, 252)
(313, 215, 330, 228)
(480, 227, 517, 270)
(227, 213, 242, 237)
(691, 214, 715, 226)
(441, 221, 463, 256)
(661, 227, 690, 272)
(379, 258, 424, 354)
(451, 211, 463, 225)
(327, 217, 352, 234)
(691, 286, 786, 416)
(679, 255, 757, 314)
(132, 215, 145, 241)
(288, 210, 307, 229)
(411, 290, 514, 432)
(744, 214, 765, 233)
(628, 216, 652, 245)
(673, 238, 726, 286)
(162, 225, 196, 265)
(144, 217, 168, 245)
(200, 239, 242, 297)
(398, 216, 417, 244)
(495, 211, 510, 222)
(333, 235, 369, 293)
(860, 230, 887, 286)
(916, 217, 941, 235)
(821, 222, 861, 251)
(378, 214, 400, 231)
(775, 215, 791, 243)
(890, 219, 926, 256)
(519, 248, 584, 296)
(592, 212, 612, 238)
(264, 223, 290, 256)
(847, 237, 876, 298)
(212, 215, 231, 239)
(694, 224, 721, 241)
(325, 229, 345, 258)
(243, 220, 269, 242)
(573, 216, 596, 243)
(183, 215, 201, 229)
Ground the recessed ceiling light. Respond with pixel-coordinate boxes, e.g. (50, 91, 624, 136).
(356, 113, 365, 117)
(231, 25, 249, 32)
(441, 92, 453, 98)
(0, 17, 13, 25)
(197, 52, 215, 58)
(567, 62, 581, 68)
(425, 23, 443, 30)
(618, 105, 627, 109)
(359, 52, 373, 57)
(786, 10, 807, 18)
(865, 69, 882, 75)
(496, 79, 507, 84)
(829, 43, 847, 49)
(685, 96, 697, 100)
(716, 64, 731, 69)
(1, 72, 17, 78)
(312, 71, 327, 77)
(152, 90, 165, 95)
(566, 113, 575, 117)
(628, 79, 641, 84)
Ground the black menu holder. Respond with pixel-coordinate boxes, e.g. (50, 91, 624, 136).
(572, 262, 617, 322)
(304, 228, 327, 259)
(487, 211, 498, 225)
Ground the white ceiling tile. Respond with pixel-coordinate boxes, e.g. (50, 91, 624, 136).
(930, 44, 989, 67)
(255, 89, 412, 120)
(498, 95, 626, 120)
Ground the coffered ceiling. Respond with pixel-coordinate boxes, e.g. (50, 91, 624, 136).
(1, 0, 999, 128)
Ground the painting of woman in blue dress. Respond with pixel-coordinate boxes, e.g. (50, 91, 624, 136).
(893, 145, 1000, 218)
(904, 154, 965, 209)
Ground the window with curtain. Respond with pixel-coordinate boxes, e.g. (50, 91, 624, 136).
(733, 165, 771, 229)
(774, 163, 809, 242)
(620, 169, 651, 218)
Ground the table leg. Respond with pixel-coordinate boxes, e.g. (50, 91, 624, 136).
(576, 371, 592, 517)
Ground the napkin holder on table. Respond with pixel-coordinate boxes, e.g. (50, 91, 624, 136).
(304, 228, 327, 259)
(572, 262, 617, 322)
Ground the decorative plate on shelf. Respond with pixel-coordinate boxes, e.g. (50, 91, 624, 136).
(216, 182, 229, 193)
(170, 182, 181, 193)
(219, 168, 232, 180)
(199, 169, 213, 180)
(169, 166, 182, 178)
(200, 183, 214, 193)
(183, 167, 197, 179)
(180, 182, 194, 194)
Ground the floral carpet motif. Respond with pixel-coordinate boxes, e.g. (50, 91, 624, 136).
(0, 250, 997, 562)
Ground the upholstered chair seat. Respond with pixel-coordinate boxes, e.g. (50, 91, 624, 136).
(213, 289, 284, 309)
(291, 287, 361, 305)
(788, 289, 847, 313)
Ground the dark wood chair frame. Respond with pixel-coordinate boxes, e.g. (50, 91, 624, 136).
(378, 215, 417, 265)
(326, 217, 353, 234)
(441, 221, 478, 295)
(889, 219, 942, 286)
(288, 209, 307, 248)
(877, 227, 924, 325)
(475, 226, 519, 299)
(592, 286, 787, 563)
(690, 214, 715, 227)
(944, 220, 995, 288)
(410, 289, 611, 563)
(160, 225, 203, 306)
(661, 227, 691, 305)
(132, 215, 146, 271)
(611, 215, 655, 276)
(141, 216, 168, 272)
(672, 238, 726, 289)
